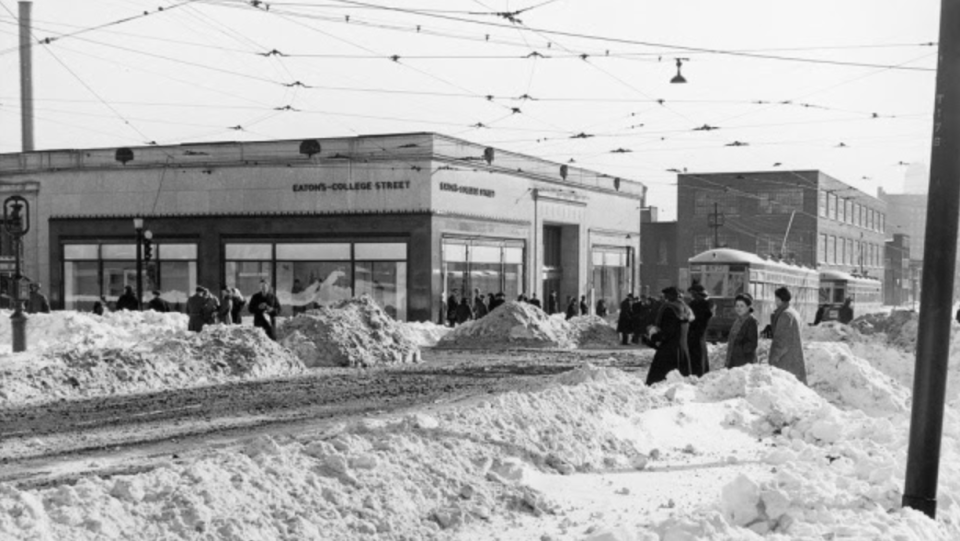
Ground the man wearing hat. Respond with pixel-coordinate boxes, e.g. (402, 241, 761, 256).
(26, 282, 50, 314)
(249, 280, 281, 340)
(686, 282, 714, 377)
(186, 286, 209, 332)
(147, 290, 170, 313)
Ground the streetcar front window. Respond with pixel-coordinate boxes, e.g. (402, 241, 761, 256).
(833, 287, 846, 303)
(727, 272, 745, 297)
(704, 271, 725, 297)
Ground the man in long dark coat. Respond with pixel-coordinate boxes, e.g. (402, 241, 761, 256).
(686, 283, 714, 377)
(645, 286, 692, 385)
(617, 294, 634, 345)
(249, 280, 281, 340)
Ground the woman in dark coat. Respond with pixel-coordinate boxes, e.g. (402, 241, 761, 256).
(686, 284, 714, 377)
(455, 297, 474, 325)
(725, 293, 759, 368)
(595, 299, 608, 317)
(565, 297, 578, 320)
(616, 294, 634, 345)
(645, 286, 692, 385)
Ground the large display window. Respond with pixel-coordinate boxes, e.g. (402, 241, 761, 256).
(441, 237, 525, 302)
(591, 246, 631, 311)
(63, 243, 198, 311)
(225, 241, 407, 319)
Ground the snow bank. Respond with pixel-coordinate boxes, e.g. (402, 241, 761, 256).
(395, 320, 451, 347)
(436, 302, 619, 350)
(0, 324, 304, 407)
(277, 296, 421, 367)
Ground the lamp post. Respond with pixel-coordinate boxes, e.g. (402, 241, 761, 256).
(133, 217, 143, 311)
(4, 196, 30, 352)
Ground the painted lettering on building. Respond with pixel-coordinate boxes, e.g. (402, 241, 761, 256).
(292, 181, 411, 192)
(439, 182, 495, 198)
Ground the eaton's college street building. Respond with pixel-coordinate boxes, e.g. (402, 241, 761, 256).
(0, 133, 645, 322)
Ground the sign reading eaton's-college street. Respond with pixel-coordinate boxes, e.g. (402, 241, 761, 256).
(292, 181, 411, 192)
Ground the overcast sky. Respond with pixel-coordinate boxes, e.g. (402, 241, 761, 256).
(0, 0, 940, 219)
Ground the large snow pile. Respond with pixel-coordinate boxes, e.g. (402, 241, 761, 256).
(804, 342, 911, 416)
(5, 344, 960, 540)
(395, 320, 452, 347)
(436, 301, 576, 349)
(0, 316, 304, 407)
(567, 315, 622, 348)
(802, 320, 866, 344)
(277, 296, 421, 367)
(0, 309, 188, 353)
(850, 309, 920, 351)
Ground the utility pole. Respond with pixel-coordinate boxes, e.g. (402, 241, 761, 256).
(18, 1, 34, 151)
(707, 202, 724, 249)
(903, 0, 960, 519)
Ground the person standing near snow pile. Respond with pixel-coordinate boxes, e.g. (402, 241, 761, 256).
(455, 297, 474, 325)
(26, 283, 50, 314)
(186, 286, 208, 332)
(768, 286, 808, 385)
(617, 293, 634, 345)
(645, 286, 693, 385)
(725, 293, 758, 368)
(147, 290, 170, 312)
(686, 283, 714, 376)
(217, 287, 234, 324)
(579, 295, 588, 316)
(838, 297, 854, 325)
(230, 287, 245, 324)
(115, 285, 139, 311)
(249, 280, 281, 340)
(201, 287, 220, 325)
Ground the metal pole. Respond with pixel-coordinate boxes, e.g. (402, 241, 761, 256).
(10, 236, 26, 352)
(713, 202, 719, 249)
(18, 1, 34, 152)
(136, 228, 143, 311)
(903, 0, 960, 518)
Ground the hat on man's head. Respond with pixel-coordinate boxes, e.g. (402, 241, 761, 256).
(152, 290, 161, 296)
(195, 286, 205, 293)
(662, 286, 680, 298)
(688, 283, 707, 296)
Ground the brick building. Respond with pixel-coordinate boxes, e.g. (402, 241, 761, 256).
(677, 171, 887, 289)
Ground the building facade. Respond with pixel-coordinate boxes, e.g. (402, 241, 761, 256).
(639, 221, 678, 296)
(885, 233, 914, 306)
(0, 133, 644, 321)
(677, 170, 887, 289)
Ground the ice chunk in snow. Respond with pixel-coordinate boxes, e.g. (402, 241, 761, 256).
(721, 474, 761, 526)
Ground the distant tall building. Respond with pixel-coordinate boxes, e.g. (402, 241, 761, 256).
(903, 161, 929, 194)
(677, 171, 886, 276)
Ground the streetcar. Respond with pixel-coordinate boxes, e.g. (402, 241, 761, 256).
(687, 248, 820, 342)
(817, 270, 883, 322)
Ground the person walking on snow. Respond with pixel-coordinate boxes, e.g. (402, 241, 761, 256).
(645, 286, 693, 385)
(249, 280, 281, 340)
(768, 286, 808, 385)
(686, 283, 714, 377)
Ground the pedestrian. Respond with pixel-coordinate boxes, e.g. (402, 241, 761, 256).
(217, 286, 234, 324)
(645, 286, 693, 385)
(768, 286, 808, 385)
(186, 286, 208, 332)
(529, 293, 542, 310)
(455, 296, 474, 325)
(596, 298, 608, 317)
(617, 294, 634, 345)
(547, 291, 559, 315)
(249, 280, 281, 340)
(446, 293, 458, 327)
(92, 301, 105, 316)
(202, 287, 220, 325)
(147, 290, 170, 312)
(474, 291, 489, 319)
(26, 283, 51, 314)
(813, 303, 827, 326)
(116, 285, 139, 311)
(579, 295, 588, 316)
(725, 293, 758, 369)
(630, 294, 650, 344)
(230, 287, 246, 324)
(490, 292, 506, 312)
(686, 283, 714, 377)
(486, 293, 496, 314)
(838, 297, 854, 324)
(565, 296, 578, 320)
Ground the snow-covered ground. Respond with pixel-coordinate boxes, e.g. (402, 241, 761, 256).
(2, 308, 960, 540)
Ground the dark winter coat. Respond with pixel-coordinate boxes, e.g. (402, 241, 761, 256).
(566, 299, 578, 320)
(725, 313, 758, 368)
(596, 300, 608, 318)
(455, 302, 474, 324)
(231, 292, 246, 324)
(474, 296, 489, 318)
(186, 293, 207, 332)
(616, 298, 633, 334)
(26, 291, 50, 314)
(116, 292, 139, 311)
(579, 299, 588, 316)
(249, 291, 281, 340)
(147, 297, 170, 313)
(547, 294, 558, 315)
(838, 304, 854, 324)
(645, 301, 692, 385)
(687, 296, 714, 377)
(446, 295, 459, 325)
(631, 300, 650, 336)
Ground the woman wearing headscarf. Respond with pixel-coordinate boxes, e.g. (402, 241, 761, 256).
(645, 286, 693, 385)
(725, 293, 759, 369)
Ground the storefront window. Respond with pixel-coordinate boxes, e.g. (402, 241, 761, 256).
(355, 261, 407, 320)
(225, 261, 271, 297)
(591, 247, 630, 312)
(63, 242, 197, 311)
(442, 238, 524, 303)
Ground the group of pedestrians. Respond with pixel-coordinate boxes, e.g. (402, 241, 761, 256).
(638, 283, 807, 388)
(445, 289, 510, 326)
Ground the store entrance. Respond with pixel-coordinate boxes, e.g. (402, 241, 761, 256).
(542, 225, 563, 314)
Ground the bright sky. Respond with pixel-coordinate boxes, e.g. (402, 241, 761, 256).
(0, 0, 939, 219)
